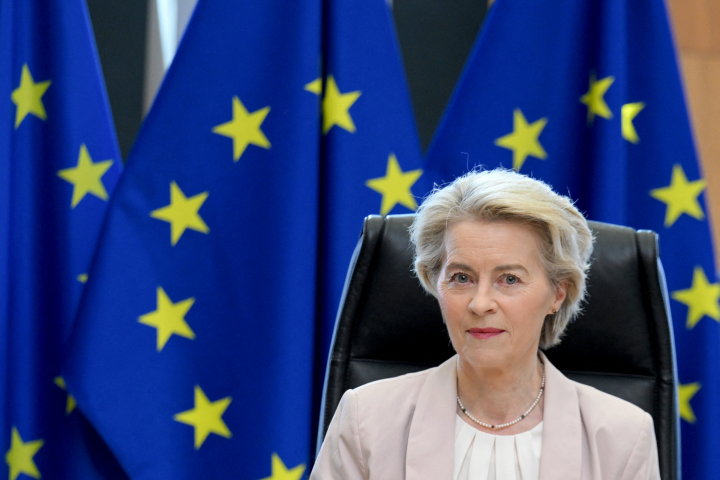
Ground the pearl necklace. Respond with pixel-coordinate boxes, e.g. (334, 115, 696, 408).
(456, 360, 545, 430)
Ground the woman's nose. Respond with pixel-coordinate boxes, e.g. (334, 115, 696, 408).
(468, 284, 497, 315)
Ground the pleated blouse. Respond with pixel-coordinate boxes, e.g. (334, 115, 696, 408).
(454, 415, 543, 480)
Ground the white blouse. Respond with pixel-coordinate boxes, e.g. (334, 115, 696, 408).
(454, 415, 543, 480)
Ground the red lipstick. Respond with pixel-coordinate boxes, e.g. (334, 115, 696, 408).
(468, 328, 504, 339)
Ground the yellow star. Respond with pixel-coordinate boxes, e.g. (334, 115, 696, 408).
(150, 181, 209, 246)
(580, 73, 614, 123)
(77, 273, 88, 284)
(173, 385, 232, 449)
(5, 427, 44, 480)
(57, 144, 114, 208)
(365, 154, 423, 216)
(259, 453, 306, 480)
(304, 78, 322, 95)
(650, 164, 706, 227)
(494, 109, 548, 171)
(11, 64, 51, 128)
(138, 287, 195, 351)
(621, 102, 645, 143)
(672, 266, 720, 329)
(53, 377, 77, 414)
(213, 96, 271, 161)
(322, 76, 361, 134)
(678, 382, 701, 423)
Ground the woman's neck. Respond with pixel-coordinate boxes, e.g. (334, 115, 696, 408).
(455, 353, 544, 435)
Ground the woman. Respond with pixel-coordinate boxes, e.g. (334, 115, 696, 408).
(311, 169, 660, 480)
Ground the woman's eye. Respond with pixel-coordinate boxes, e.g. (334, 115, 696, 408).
(504, 275, 518, 285)
(454, 273, 469, 283)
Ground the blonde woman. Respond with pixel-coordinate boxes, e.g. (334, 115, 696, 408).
(311, 169, 660, 480)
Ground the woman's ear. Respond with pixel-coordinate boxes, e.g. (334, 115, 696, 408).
(552, 280, 568, 312)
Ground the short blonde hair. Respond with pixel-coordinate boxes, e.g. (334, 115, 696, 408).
(409, 169, 594, 348)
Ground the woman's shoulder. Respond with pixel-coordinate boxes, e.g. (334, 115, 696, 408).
(338, 364, 447, 424)
(329, 365, 441, 456)
(567, 380, 660, 478)
(571, 379, 653, 434)
(543, 354, 653, 434)
(351, 365, 436, 406)
(315, 363, 453, 479)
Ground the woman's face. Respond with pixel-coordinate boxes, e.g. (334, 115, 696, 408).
(436, 219, 567, 371)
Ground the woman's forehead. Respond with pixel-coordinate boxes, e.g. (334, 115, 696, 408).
(442, 220, 544, 266)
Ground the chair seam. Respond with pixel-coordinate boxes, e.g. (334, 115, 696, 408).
(347, 358, 660, 382)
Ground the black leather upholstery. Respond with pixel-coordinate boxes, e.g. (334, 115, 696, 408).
(317, 214, 679, 479)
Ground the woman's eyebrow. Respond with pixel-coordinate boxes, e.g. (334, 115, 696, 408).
(494, 264, 529, 274)
(444, 262, 475, 273)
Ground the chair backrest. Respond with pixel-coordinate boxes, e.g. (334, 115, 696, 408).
(317, 214, 679, 480)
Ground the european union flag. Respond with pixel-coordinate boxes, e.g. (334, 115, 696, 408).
(316, 0, 424, 359)
(0, 0, 125, 479)
(421, 0, 718, 477)
(63, 0, 421, 477)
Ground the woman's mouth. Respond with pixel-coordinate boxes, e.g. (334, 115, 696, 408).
(467, 328, 504, 339)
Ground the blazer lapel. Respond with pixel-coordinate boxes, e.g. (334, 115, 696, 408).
(538, 353, 583, 480)
(405, 355, 458, 480)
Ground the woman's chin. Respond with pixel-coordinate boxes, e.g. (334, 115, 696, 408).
(458, 347, 511, 371)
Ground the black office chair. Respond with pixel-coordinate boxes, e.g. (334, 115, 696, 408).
(317, 214, 679, 480)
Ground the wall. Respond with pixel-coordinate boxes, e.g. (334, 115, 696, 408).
(86, 0, 147, 160)
(667, 0, 720, 265)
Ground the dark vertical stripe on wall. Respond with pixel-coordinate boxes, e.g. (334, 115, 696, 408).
(86, 0, 148, 161)
(392, 0, 487, 152)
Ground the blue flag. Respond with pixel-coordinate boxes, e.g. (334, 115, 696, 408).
(422, 0, 719, 477)
(317, 0, 424, 358)
(0, 0, 126, 479)
(63, 0, 421, 477)
(62, 0, 423, 475)
(63, 0, 320, 477)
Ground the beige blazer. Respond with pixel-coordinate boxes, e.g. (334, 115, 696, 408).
(311, 354, 660, 480)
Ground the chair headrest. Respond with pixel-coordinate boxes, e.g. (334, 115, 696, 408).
(344, 214, 671, 379)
